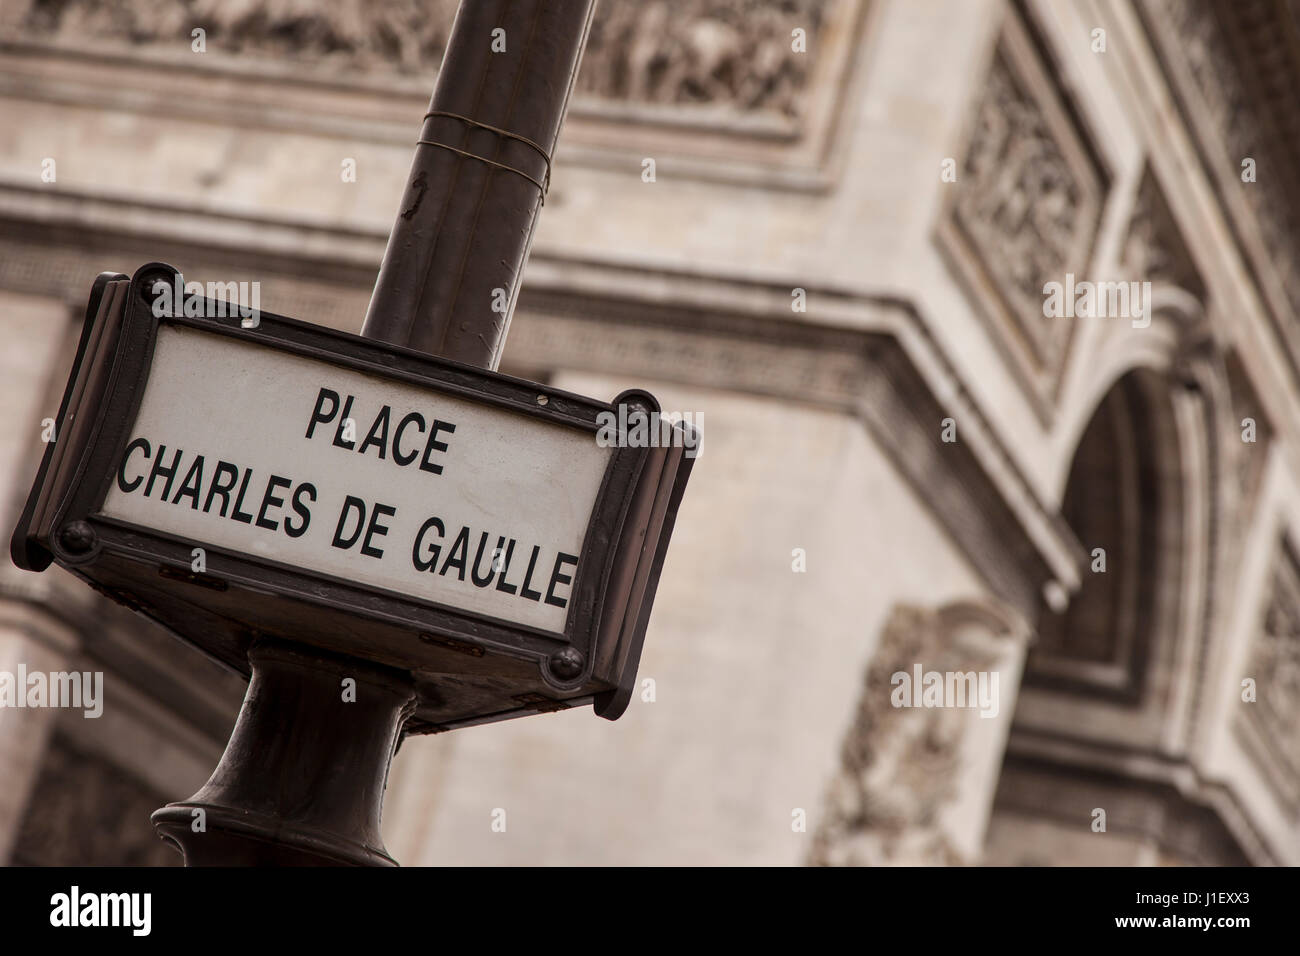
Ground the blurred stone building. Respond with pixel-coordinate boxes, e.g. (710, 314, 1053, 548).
(0, 0, 1296, 865)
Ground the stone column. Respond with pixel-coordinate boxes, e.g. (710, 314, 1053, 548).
(0, 291, 82, 862)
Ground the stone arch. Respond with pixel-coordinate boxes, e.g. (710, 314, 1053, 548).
(984, 313, 1253, 863)
(1036, 272, 1232, 727)
(1029, 366, 1186, 702)
(1056, 284, 1203, 483)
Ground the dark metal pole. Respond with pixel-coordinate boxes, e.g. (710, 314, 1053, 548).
(363, 0, 598, 369)
(152, 0, 595, 865)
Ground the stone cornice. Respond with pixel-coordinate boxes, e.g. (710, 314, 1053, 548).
(1003, 727, 1282, 865)
(0, 181, 1085, 624)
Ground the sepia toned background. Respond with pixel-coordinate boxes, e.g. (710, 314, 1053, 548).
(0, 0, 1296, 865)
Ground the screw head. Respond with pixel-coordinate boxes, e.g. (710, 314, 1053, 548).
(548, 647, 584, 681)
(139, 271, 171, 309)
(58, 521, 96, 554)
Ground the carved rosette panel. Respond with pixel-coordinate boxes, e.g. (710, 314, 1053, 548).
(937, 7, 1106, 421)
(809, 604, 1009, 866)
(1236, 541, 1300, 815)
(11, 0, 828, 119)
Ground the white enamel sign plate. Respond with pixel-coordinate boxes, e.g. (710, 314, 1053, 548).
(101, 325, 612, 634)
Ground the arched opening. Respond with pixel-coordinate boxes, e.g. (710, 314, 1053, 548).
(1028, 368, 1184, 700)
(983, 368, 1250, 864)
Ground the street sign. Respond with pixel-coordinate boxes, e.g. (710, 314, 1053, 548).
(12, 264, 697, 731)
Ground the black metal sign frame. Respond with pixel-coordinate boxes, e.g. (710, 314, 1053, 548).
(12, 264, 695, 730)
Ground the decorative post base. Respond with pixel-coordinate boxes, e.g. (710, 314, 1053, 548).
(152, 639, 415, 866)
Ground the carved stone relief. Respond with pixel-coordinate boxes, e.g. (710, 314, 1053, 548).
(809, 603, 1021, 866)
(575, 0, 825, 117)
(1236, 540, 1300, 815)
(937, 5, 1106, 420)
(1122, 166, 1206, 303)
(11, 0, 459, 73)
(1144, 0, 1300, 378)
(11, 0, 828, 118)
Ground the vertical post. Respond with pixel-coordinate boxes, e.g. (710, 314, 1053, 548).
(152, 0, 596, 865)
(362, 0, 597, 369)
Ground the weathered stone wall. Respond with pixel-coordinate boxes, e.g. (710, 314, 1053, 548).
(0, 0, 1296, 865)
